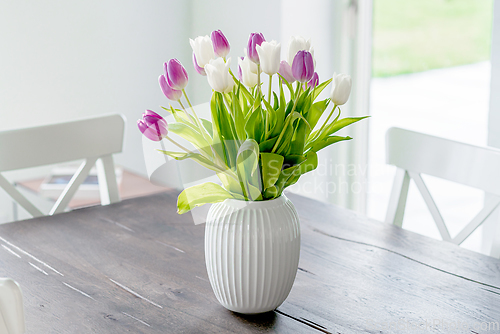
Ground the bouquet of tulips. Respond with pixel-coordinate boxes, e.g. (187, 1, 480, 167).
(138, 30, 367, 214)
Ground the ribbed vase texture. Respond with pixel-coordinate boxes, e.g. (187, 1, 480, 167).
(205, 195, 300, 314)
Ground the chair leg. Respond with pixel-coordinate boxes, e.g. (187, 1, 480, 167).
(490, 213, 500, 259)
(12, 201, 18, 222)
(0, 173, 43, 218)
(96, 156, 120, 205)
(385, 168, 410, 227)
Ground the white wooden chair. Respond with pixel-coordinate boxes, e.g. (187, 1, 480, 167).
(0, 114, 125, 218)
(385, 127, 500, 257)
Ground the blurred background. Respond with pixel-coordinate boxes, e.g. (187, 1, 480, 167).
(1, 0, 499, 255)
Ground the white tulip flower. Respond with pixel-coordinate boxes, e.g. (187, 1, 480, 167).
(243, 48, 260, 74)
(287, 36, 312, 65)
(190, 35, 215, 68)
(330, 73, 352, 105)
(238, 57, 258, 88)
(256, 41, 281, 75)
(205, 57, 235, 93)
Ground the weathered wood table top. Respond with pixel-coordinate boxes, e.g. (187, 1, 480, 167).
(0, 191, 499, 333)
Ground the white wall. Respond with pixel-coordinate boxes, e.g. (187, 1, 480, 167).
(188, 0, 282, 105)
(0, 0, 191, 221)
(0, 0, 191, 175)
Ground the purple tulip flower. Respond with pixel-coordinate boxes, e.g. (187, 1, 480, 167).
(307, 72, 319, 88)
(137, 110, 168, 142)
(159, 75, 182, 101)
(292, 50, 314, 83)
(247, 32, 265, 64)
(164, 59, 188, 91)
(211, 30, 230, 58)
(278, 60, 296, 84)
(192, 53, 206, 76)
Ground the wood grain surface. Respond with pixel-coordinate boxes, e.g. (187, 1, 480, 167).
(0, 191, 499, 333)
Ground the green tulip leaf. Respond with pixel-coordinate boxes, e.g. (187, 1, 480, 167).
(263, 185, 278, 200)
(259, 136, 278, 152)
(245, 107, 264, 142)
(325, 116, 370, 137)
(177, 182, 235, 214)
(236, 139, 261, 200)
(278, 73, 295, 100)
(230, 92, 247, 140)
(200, 118, 213, 138)
(167, 123, 212, 156)
(298, 150, 318, 175)
(275, 165, 300, 193)
(283, 154, 307, 167)
(307, 99, 330, 132)
(260, 153, 284, 189)
(309, 135, 352, 152)
(311, 78, 333, 101)
(158, 150, 227, 175)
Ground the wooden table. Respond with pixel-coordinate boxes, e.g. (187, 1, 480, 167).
(0, 191, 499, 333)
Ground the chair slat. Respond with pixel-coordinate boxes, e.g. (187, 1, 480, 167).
(0, 114, 125, 172)
(386, 127, 500, 197)
(409, 172, 452, 242)
(385, 168, 410, 227)
(96, 156, 120, 205)
(0, 174, 44, 218)
(452, 197, 500, 245)
(49, 158, 97, 215)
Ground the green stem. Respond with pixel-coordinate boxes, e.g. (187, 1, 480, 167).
(178, 101, 195, 123)
(228, 68, 237, 81)
(165, 135, 194, 154)
(268, 74, 272, 104)
(222, 93, 240, 142)
(257, 64, 261, 97)
(182, 89, 211, 141)
(181, 89, 224, 166)
(271, 83, 302, 153)
(165, 136, 237, 180)
(312, 104, 338, 141)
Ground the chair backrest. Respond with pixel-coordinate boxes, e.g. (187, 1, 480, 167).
(385, 127, 500, 257)
(0, 278, 24, 334)
(0, 114, 125, 217)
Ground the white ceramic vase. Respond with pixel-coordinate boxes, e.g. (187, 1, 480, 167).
(205, 195, 300, 314)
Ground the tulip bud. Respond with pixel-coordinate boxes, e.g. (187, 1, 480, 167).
(246, 32, 265, 64)
(159, 75, 182, 101)
(190, 35, 215, 68)
(211, 29, 230, 58)
(278, 61, 295, 84)
(238, 57, 258, 88)
(164, 59, 188, 91)
(137, 110, 168, 141)
(205, 57, 235, 93)
(292, 51, 314, 83)
(330, 73, 352, 105)
(307, 72, 319, 89)
(192, 53, 206, 76)
(256, 40, 281, 75)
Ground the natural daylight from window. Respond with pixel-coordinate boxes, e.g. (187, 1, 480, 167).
(368, 0, 494, 254)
